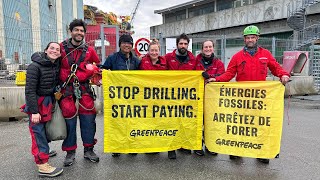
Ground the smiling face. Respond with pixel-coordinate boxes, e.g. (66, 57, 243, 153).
(45, 43, 61, 60)
(244, 35, 259, 48)
(71, 26, 85, 43)
(120, 42, 133, 54)
(148, 44, 160, 61)
(202, 41, 214, 57)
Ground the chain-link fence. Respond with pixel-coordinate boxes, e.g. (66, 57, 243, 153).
(1, 31, 319, 91)
(0, 28, 118, 85)
(160, 35, 294, 66)
(158, 35, 319, 91)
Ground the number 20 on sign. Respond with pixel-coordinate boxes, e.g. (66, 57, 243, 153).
(135, 38, 150, 57)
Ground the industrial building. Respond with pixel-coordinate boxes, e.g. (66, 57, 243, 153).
(0, 0, 84, 64)
(151, 0, 320, 91)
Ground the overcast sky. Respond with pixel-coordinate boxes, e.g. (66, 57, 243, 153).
(83, 0, 191, 40)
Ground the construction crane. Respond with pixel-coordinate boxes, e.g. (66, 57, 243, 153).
(119, 0, 141, 34)
(130, 0, 141, 27)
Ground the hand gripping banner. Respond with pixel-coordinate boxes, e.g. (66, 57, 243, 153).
(204, 81, 285, 159)
(102, 70, 204, 153)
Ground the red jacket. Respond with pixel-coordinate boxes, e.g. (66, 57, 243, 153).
(195, 54, 225, 78)
(139, 54, 167, 70)
(215, 47, 290, 82)
(59, 39, 100, 83)
(165, 49, 197, 70)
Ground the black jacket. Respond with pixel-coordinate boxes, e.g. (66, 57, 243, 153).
(101, 51, 140, 70)
(25, 52, 60, 114)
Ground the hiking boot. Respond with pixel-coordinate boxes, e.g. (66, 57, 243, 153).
(112, 153, 120, 157)
(49, 150, 57, 157)
(145, 152, 159, 155)
(178, 148, 191, 154)
(168, 150, 176, 159)
(37, 163, 63, 178)
(257, 158, 270, 164)
(84, 147, 99, 163)
(204, 147, 218, 156)
(194, 150, 204, 156)
(208, 151, 218, 155)
(63, 150, 75, 167)
(229, 155, 240, 160)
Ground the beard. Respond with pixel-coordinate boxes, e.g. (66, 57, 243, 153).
(245, 42, 257, 48)
(177, 48, 187, 54)
(73, 35, 84, 43)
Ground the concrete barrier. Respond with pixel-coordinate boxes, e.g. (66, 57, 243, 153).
(0, 87, 26, 121)
(0, 86, 104, 121)
(284, 76, 318, 96)
(267, 76, 318, 96)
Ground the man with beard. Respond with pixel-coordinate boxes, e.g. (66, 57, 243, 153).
(207, 25, 290, 164)
(165, 33, 197, 159)
(165, 33, 197, 70)
(59, 19, 100, 166)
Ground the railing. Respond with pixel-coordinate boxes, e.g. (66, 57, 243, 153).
(287, 0, 320, 31)
(288, 0, 320, 17)
(286, 24, 320, 50)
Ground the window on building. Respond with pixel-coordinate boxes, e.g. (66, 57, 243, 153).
(253, 0, 266, 3)
(188, 3, 215, 18)
(165, 9, 186, 23)
(234, 0, 251, 8)
(217, 0, 234, 11)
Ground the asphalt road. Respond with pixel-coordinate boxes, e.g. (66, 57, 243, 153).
(0, 98, 319, 180)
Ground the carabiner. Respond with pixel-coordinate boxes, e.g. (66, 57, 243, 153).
(70, 64, 78, 73)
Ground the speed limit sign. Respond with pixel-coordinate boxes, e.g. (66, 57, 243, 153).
(135, 38, 150, 57)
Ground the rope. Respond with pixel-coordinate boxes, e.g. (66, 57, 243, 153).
(65, 100, 79, 120)
(78, 101, 95, 111)
(285, 82, 292, 125)
(64, 99, 95, 120)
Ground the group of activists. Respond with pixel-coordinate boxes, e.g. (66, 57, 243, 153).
(23, 18, 290, 178)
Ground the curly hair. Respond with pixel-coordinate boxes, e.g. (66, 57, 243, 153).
(69, 19, 87, 32)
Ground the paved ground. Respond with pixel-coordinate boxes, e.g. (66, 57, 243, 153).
(0, 97, 319, 180)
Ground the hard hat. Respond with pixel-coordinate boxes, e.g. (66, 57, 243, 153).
(243, 25, 260, 36)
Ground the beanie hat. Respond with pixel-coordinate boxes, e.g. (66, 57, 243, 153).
(119, 34, 133, 47)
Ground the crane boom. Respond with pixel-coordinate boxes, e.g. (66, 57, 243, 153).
(130, 0, 141, 25)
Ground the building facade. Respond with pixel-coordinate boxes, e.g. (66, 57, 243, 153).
(151, 0, 320, 38)
(150, 0, 320, 61)
(0, 0, 84, 64)
(151, 0, 320, 91)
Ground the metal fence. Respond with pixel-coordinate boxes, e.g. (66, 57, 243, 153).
(0, 28, 118, 85)
(160, 35, 292, 66)
(1, 32, 319, 92)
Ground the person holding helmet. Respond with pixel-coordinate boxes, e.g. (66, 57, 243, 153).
(207, 25, 290, 164)
(101, 34, 140, 70)
(100, 34, 140, 157)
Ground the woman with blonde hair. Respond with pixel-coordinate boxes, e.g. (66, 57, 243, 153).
(139, 39, 167, 70)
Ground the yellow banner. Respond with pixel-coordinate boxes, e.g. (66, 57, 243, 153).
(103, 70, 204, 153)
(204, 81, 284, 159)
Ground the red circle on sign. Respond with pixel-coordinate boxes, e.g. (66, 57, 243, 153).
(134, 38, 150, 57)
